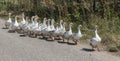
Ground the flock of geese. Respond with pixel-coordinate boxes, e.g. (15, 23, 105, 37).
(4, 13, 101, 51)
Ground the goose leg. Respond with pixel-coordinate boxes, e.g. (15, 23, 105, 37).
(90, 43, 94, 50)
(59, 36, 63, 40)
(52, 36, 55, 41)
(63, 37, 65, 42)
(67, 38, 69, 43)
(35, 33, 37, 38)
(96, 45, 100, 52)
(75, 40, 78, 45)
(5, 25, 7, 28)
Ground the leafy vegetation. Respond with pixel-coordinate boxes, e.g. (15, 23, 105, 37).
(0, 0, 120, 52)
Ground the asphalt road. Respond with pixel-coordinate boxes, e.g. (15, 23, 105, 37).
(0, 18, 119, 61)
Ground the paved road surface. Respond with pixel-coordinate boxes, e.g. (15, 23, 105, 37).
(0, 18, 119, 61)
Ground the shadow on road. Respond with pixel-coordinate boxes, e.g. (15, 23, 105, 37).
(67, 42, 77, 45)
(19, 34, 26, 37)
(57, 41, 67, 44)
(2, 27, 8, 29)
(81, 48, 95, 52)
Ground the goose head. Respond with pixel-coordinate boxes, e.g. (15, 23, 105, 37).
(60, 20, 63, 28)
(78, 24, 82, 35)
(51, 19, 55, 25)
(43, 17, 47, 25)
(69, 22, 73, 33)
(51, 19, 55, 30)
(34, 15, 39, 21)
(22, 12, 25, 18)
(43, 17, 46, 21)
(31, 16, 35, 24)
(60, 20, 63, 24)
(34, 16, 39, 25)
(69, 22, 73, 28)
(8, 13, 11, 18)
(94, 25, 98, 33)
(25, 16, 29, 24)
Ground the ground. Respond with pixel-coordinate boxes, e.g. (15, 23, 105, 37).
(0, 18, 120, 61)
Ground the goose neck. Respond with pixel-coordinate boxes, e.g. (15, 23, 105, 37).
(48, 20, 50, 26)
(15, 17, 18, 23)
(78, 27, 81, 34)
(9, 14, 11, 19)
(94, 29, 99, 37)
(69, 25, 72, 32)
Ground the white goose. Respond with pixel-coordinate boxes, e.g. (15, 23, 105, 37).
(53, 20, 64, 39)
(40, 18, 47, 31)
(49, 23, 59, 40)
(23, 16, 34, 36)
(11, 16, 19, 32)
(59, 20, 63, 30)
(60, 22, 66, 35)
(20, 13, 26, 30)
(39, 18, 48, 38)
(44, 19, 51, 33)
(32, 18, 43, 37)
(57, 22, 66, 40)
(72, 25, 82, 44)
(62, 23, 73, 42)
(30, 16, 39, 33)
(21, 17, 29, 32)
(89, 25, 101, 51)
(5, 13, 12, 29)
(28, 16, 35, 30)
(50, 19, 55, 31)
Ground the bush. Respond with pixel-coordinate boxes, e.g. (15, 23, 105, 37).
(108, 46, 119, 52)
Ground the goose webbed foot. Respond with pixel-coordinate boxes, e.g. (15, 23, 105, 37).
(34, 34, 37, 38)
(67, 38, 69, 43)
(51, 37, 55, 41)
(96, 46, 100, 52)
(63, 38, 65, 42)
(73, 40, 77, 45)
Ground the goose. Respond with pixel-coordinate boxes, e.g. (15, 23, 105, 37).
(53, 20, 64, 40)
(40, 18, 47, 31)
(72, 25, 82, 44)
(50, 19, 55, 31)
(62, 23, 73, 43)
(5, 13, 12, 29)
(44, 19, 51, 32)
(39, 18, 48, 38)
(59, 20, 63, 30)
(28, 16, 35, 30)
(58, 20, 63, 33)
(43, 19, 52, 38)
(21, 17, 30, 34)
(19, 13, 26, 30)
(59, 22, 66, 36)
(89, 25, 101, 51)
(55, 22, 66, 40)
(11, 16, 19, 32)
(20, 13, 26, 25)
(49, 23, 59, 40)
(32, 20, 43, 37)
(32, 16, 39, 30)
(28, 16, 37, 32)
(30, 16, 39, 37)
